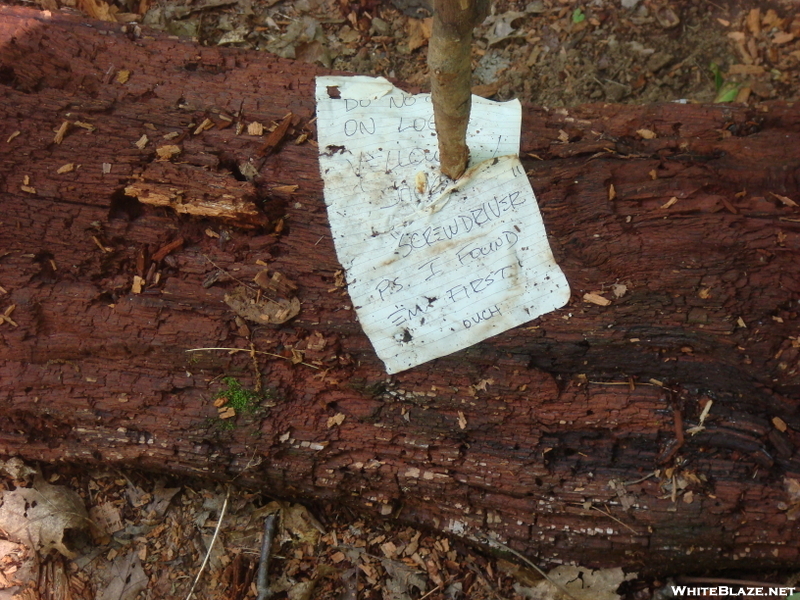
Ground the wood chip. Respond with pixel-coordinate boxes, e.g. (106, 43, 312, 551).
(155, 145, 181, 160)
(457, 411, 467, 430)
(608, 183, 616, 201)
(698, 287, 711, 299)
(583, 292, 611, 306)
(20, 185, 37, 194)
(131, 275, 145, 294)
(6, 131, 20, 143)
(57, 163, 75, 174)
(272, 184, 299, 194)
(218, 406, 236, 419)
(327, 413, 346, 428)
(116, 70, 130, 84)
(637, 128, 657, 139)
(660, 196, 678, 209)
(74, 121, 95, 131)
(737, 316, 747, 328)
(728, 64, 765, 75)
(557, 129, 569, 143)
(134, 134, 149, 149)
(53, 121, 70, 144)
(193, 118, 214, 135)
(773, 417, 788, 432)
(151, 237, 184, 262)
(770, 192, 798, 207)
(259, 113, 294, 156)
(247, 122, 264, 136)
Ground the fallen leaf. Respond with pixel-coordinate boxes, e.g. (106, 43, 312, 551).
(407, 18, 432, 51)
(746, 8, 760, 35)
(772, 32, 794, 45)
(0, 475, 89, 559)
(97, 550, 149, 600)
(515, 566, 636, 600)
(89, 502, 124, 535)
(381, 558, 427, 600)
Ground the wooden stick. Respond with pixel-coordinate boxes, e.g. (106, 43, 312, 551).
(428, 0, 489, 179)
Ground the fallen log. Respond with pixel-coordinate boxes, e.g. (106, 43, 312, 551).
(1, 5, 799, 575)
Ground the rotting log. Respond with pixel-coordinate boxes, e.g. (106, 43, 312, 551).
(1, 5, 800, 575)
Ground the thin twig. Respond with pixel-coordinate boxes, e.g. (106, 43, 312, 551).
(594, 504, 639, 535)
(623, 471, 657, 486)
(418, 585, 441, 600)
(186, 347, 320, 370)
(202, 254, 258, 291)
(256, 514, 277, 600)
(184, 486, 230, 600)
(567, 501, 639, 535)
(476, 535, 581, 600)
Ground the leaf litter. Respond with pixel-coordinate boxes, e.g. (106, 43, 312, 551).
(0, 459, 658, 600)
(30, 0, 800, 106)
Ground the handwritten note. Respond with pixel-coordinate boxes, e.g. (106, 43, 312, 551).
(316, 76, 570, 374)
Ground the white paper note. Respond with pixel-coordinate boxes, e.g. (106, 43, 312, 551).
(316, 76, 570, 374)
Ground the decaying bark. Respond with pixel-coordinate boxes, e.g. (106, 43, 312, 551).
(428, 0, 489, 179)
(1, 6, 800, 575)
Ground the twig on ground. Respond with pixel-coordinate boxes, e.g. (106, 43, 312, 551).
(256, 514, 277, 600)
(186, 347, 320, 369)
(477, 534, 581, 600)
(184, 486, 230, 600)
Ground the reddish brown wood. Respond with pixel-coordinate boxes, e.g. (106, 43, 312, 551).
(1, 6, 799, 574)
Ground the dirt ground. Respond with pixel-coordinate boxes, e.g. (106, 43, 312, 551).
(2, 0, 800, 598)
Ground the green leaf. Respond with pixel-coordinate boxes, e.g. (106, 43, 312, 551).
(709, 62, 724, 92)
(714, 82, 740, 103)
(572, 7, 586, 23)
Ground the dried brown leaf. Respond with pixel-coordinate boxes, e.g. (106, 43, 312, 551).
(0, 476, 89, 559)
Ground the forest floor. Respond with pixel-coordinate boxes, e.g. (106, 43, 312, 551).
(1, 0, 800, 599)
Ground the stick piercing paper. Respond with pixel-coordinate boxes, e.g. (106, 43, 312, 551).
(315, 76, 570, 374)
